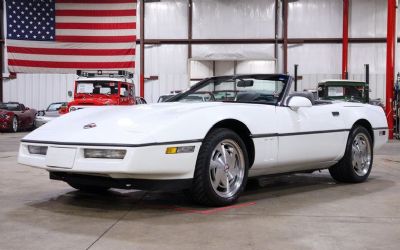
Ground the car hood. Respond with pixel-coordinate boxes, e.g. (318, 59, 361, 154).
(23, 102, 274, 145)
(69, 97, 118, 106)
(0, 109, 12, 115)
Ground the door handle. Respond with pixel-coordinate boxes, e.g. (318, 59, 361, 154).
(332, 111, 340, 117)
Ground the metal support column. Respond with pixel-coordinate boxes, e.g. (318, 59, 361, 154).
(282, 0, 288, 74)
(0, 0, 4, 102)
(139, 0, 145, 98)
(342, 0, 349, 80)
(365, 64, 370, 103)
(386, 0, 396, 139)
(294, 64, 298, 91)
(188, 0, 193, 59)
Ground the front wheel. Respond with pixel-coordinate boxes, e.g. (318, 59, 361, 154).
(188, 128, 249, 206)
(10, 116, 18, 133)
(329, 126, 373, 183)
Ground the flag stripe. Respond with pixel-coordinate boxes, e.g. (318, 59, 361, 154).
(8, 66, 134, 74)
(56, 35, 136, 43)
(56, 16, 135, 24)
(56, 22, 136, 30)
(56, 0, 137, 4)
(9, 60, 135, 69)
(56, 29, 136, 36)
(57, 3, 136, 10)
(7, 46, 135, 56)
(56, 9, 136, 17)
(7, 40, 135, 49)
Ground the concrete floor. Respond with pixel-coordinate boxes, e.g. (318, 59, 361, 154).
(1, 132, 400, 250)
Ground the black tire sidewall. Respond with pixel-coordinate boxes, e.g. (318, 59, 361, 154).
(343, 126, 374, 182)
(194, 128, 249, 206)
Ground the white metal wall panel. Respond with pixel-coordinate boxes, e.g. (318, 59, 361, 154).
(288, 0, 342, 38)
(350, 0, 387, 38)
(192, 44, 276, 61)
(348, 43, 386, 102)
(193, 0, 276, 39)
(145, 0, 188, 39)
(288, 44, 342, 75)
(3, 74, 76, 110)
(144, 45, 189, 103)
(236, 61, 275, 74)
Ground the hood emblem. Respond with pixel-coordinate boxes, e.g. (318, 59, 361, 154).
(83, 123, 97, 129)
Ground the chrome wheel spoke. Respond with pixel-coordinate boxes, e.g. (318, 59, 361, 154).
(209, 139, 245, 198)
(351, 134, 372, 176)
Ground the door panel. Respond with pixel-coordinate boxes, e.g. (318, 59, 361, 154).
(276, 105, 347, 170)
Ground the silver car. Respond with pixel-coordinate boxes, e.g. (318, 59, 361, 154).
(34, 102, 67, 128)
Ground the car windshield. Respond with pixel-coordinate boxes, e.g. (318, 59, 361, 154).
(171, 75, 288, 105)
(76, 81, 119, 95)
(319, 85, 365, 102)
(47, 103, 65, 112)
(0, 103, 20, 111)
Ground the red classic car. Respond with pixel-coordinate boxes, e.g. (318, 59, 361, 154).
(0, 102, 37, 133)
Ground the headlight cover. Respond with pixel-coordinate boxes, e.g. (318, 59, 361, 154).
(84, 149, 127, 159)
(0, 114, 10, 119)
(28, 145, 48, 155)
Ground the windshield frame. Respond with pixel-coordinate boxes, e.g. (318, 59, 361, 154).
(167, 74, 291, 106)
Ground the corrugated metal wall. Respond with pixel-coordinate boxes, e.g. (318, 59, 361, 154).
(3, 74, 76, 110)
(2, 0, 397, 107)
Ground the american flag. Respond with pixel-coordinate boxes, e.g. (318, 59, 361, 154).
(6, 0, 137, 73)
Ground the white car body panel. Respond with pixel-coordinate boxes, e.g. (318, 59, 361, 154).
(18, 98, 388, 182)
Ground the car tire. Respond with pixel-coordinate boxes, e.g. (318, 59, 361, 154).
(68, 182, 111, 193)
(329, 126, 373, 183)
(10, 116, 18, 133)
(188, 128, 249, 206)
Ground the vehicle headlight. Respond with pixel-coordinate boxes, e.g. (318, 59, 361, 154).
(28, 145, 48, 155)
(84, 149, 127, 159)
(0, 114, 10, 119)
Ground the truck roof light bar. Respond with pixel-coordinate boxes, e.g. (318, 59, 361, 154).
(76, 70, 134, 79)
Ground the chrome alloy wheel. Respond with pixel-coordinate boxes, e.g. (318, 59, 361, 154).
(12, 117, 18, 132)
(209, 139, 245, 198)
(351, 133, 372, 176)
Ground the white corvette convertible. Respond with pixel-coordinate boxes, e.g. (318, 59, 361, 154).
(18, 74, 388, 206)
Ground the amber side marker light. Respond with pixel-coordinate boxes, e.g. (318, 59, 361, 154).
(166, 146, 195, 154)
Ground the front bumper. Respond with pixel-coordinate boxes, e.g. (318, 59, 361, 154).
(0, 120, 11, 131)
(50, 172, 192, 190)
(18, 141, 201, 180)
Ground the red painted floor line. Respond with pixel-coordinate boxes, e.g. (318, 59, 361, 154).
(174, 202, 257, 215)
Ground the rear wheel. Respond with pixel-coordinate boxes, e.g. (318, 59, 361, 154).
(188, 128, 249, 206)
(68, 182, 110, 193)
(329, 126, 373, 183)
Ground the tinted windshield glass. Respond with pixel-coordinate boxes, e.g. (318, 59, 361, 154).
(320, 85, 365, 101)
(76, 81, 119, 95)
(172, 75, 288, 105)
(0, 103, 20, 111)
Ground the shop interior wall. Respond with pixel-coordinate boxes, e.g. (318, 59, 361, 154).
(2, 0, 397, 107)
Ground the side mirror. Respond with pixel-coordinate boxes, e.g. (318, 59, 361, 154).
(67, 91, 73, 97)
(288, 96, 312, 111)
